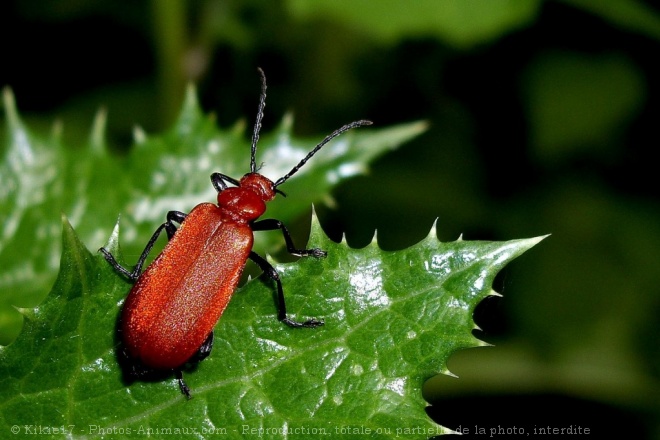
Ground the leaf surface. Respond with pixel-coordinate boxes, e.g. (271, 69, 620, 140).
(0, 213, 544, 438)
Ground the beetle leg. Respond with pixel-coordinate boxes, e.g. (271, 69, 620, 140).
(251, 219, 327, 258)
(189, 331, 214, 363)
(162, 210, 187, 239)
(174, 370, 192, 399)
(249, 251, 324, 328)
(99, 210, 187, 281)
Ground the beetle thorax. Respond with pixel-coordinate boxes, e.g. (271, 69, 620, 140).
(216, 173, 276, 223)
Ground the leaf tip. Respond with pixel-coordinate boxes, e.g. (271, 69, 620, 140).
(2, 86, 24, 132)
(310, 203, 319, 219)
(60, 211, 71, 228)
(280, 111, 295, 132)
(308, 205, 325, 243)
(488, 289, 503, 298)
(476, 338, 493, 348)
(13, 305, 35, 320)
(133, 125, 148, 145)
(102, 216, 123, 254)
(537, 233, 552, 242)
(60, 212, 91, 260)
(370, 119, 429, 151)
(520, 234, 551, 252)
(411, 119, 430, 134)
(90, 107, 108, 152)
(231, 118, 247, 136)
(184, 83, 199, 109)
(172, 83, 204, 133)
(428, 218, 439, 240)
(51, 119, 63, 141)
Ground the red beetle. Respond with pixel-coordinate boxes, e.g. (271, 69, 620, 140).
(100, 69, 371, 397)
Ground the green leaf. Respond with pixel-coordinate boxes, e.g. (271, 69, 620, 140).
(0, 85, 425, 344)
(1, 79, 545, 437)
(522, 51, 644, 163)
(559, 0, 660, 42)
(286, 0, 540, 48)
(0, 212, 544, 438)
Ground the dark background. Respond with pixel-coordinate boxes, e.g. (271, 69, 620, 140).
(2, 1, 659, 437)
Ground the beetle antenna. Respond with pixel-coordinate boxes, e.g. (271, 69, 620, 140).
(273, 119, 373, 188)
(250, 68, 268, 174)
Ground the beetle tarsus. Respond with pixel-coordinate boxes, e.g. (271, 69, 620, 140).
(299, 248, 327, 258)
(175, 370, 192, 399)
(282, 317, 325, 328)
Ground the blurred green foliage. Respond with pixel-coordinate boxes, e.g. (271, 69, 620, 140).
(2, 0, 659, 437)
